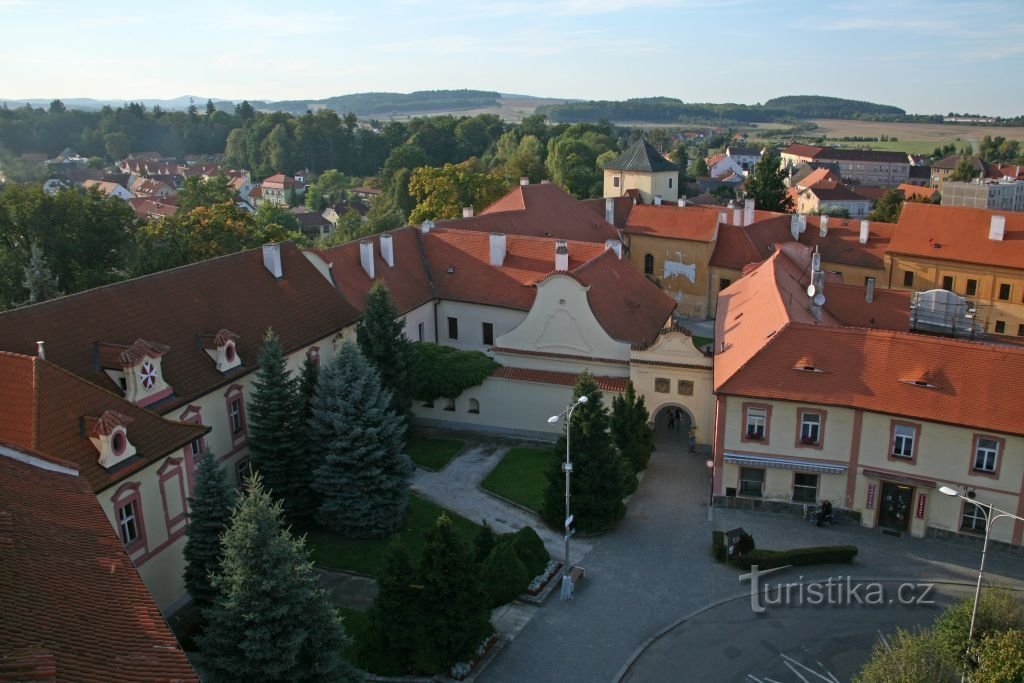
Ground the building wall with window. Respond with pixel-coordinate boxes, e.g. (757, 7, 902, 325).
(625, 233, 716, 318)
(603, 169, 679, 204)
(433, 301, 528, 353)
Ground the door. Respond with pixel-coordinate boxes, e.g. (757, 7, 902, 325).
(877, 482, 914, 532)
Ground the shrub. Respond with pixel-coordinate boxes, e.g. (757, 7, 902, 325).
(473, 521, 497, 564)
(511, 526, 550, 578)
(730, 545, 858, 570)
(480, 541, 530, 607)
(736, 531, 756, 556)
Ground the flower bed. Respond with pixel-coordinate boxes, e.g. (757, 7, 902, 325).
(448, 633, 499, 681)
(527, 559, 562, 596)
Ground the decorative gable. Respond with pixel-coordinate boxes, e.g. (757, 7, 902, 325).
(199, 329, 242, 372)
(96, 338, 173, 407)
(86, 410, 137, 469)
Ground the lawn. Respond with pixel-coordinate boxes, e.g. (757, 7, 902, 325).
(405, 435, 464, 471)
(335, 606, 370, 657)
(306, 493, 482, 577)
(481, 446, 558, 514)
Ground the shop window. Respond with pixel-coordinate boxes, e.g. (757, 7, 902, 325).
(792, 473, 818, 503)
(739, 467, 765, 497)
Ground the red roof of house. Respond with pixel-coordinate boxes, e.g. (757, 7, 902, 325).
(262, 173, 299, 189)
(581, 195, 634, 229)
(796, 167, 840, 189)
(491, 366, 629, 392)
(898, 183, 937, 200)
(714, 249, 1024, 435)
(0, 448, 198, 682)
(624, 204, 721, 241)
(888, 203, 1024, 270)
(0, 352, 208, 492)
(127, 197, 178, 220)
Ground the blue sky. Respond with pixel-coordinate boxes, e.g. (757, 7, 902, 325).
(1, 0, 1022, 116)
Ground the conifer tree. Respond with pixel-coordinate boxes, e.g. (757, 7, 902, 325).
(610, 381, 655, 474)
(21, 244, 62, 305)
(247, 329, 309, 524)
(413, 515, 490, 673)
(541, 372, 630, 533)
(356, 281, 413, 429)
(183, 449, 234, 613)
(744, 149, 794, 213)
(473, 521, 497, 563)
(480, 541, 529, 607)
(358, 545, 421, 675)
(198, 475, 359, 683)
(310, 341, 412, 538)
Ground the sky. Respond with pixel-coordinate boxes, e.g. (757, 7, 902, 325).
(1, 0, 1022, 116)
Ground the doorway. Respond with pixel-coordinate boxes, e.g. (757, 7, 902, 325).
(877, 482, 913, 532)
(655, 405, 694, 453)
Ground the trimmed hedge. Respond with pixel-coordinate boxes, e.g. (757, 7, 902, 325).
(730, 545, 858, 570)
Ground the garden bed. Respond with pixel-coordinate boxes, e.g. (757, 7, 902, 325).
(518, 560, 563, 604)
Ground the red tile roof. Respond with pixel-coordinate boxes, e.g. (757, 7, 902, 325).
(261, 173, 300, 189)
(796, 167, 840, 189)
(714, 249, 1024, 436)
(624, 204, 720, 241)
(491, 366, 629, 392)
(0, 353, 208, 492)
(127, 197, 178, 220)
(581, 195, 634, 229)
(888, 203, 1024, 270)
(898, 183, 937, 200)
(0, 449, 197, 682)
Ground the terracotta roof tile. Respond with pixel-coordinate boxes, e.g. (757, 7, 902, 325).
(624, 204, 720, 241)
(492, 366, 629, 392)
(898, 183, 937, 200)
(581, 195, 634, 229)
(888, 203, 1024, 269)
(0, 450, 197, 682)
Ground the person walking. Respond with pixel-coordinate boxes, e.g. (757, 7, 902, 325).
(667, 411, 676, 432)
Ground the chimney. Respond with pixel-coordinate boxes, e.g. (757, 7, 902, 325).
(462, 206, 474, 218)
(798, 214, 807, 234)
(809, 246, 825, 321)
(489, 233, 507, 267)
(743, 198, 755, 226)
(604, 239, 623, 259)
(732, 206, 741, 225)
(519, 177, 530, 186)
(605, 197, 615, 225)
(654, 195, 662, 206)
(262, 243, 283, 279)
(790, 214, 800, 240)
(36, 341, 45, 360)
(989, 215, 1006, 241)
(677, 196, 687, 207)
(420, 220, 434, 234)
(859, 220, 869, 244)
(555, 240, 569, 272)
(819, 214, 829, 237)
(866, 277, 875, 303)
(720, 211, 728, 224)
(379, 233, 394, 268)
(540, 179, 551, 184)
(359, 240, 375, 279)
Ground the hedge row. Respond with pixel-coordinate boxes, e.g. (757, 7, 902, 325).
(730, 545, 858, 570)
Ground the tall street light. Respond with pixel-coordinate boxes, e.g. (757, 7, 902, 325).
(938, 485, 1024, 646)
(548, 394, 588, 600)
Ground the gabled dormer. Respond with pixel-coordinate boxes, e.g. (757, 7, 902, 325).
(85, 410, 137, 469)
(199, 329, 242, 372)
(95, 338, 172, 407)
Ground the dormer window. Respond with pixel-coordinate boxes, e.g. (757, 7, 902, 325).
(96, 338, 172, 407)
(87, 410, 138, 469)
(199, 329, 242, 373)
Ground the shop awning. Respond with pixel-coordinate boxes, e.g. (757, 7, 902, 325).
(723, 453, 846, 475)
(862, 469, 936, 489)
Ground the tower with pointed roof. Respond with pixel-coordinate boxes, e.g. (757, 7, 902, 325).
(602, 138, 679, 204)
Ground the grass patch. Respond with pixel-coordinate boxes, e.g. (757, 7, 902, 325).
(405, 436, 464, 471)
(307, 494, 482, 577)
(693, 335, 713, 349)
(481, 447, 558, 514)
(336, 606, 370, 658)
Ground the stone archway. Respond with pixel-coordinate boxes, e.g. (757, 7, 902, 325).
(653, 403, 695, 453)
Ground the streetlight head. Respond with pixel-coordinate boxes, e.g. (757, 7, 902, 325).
(578, 395, 589, 404)
(939, 486, 958, 497)
(547, 415, 560, 424)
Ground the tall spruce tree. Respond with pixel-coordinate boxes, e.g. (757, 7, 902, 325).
(247, 329, 311, 524)
(610, 381, 656, 474)
(744, 149, 794, 213)
(356, 281, 413, 429)
(541, 372, 630, 533)
(358, 545, 421, 675)
(310, 341, 412, 538)
(412, 515, 490, 673)
(183, 449, 235, 613)
(197, 475, 359, 683)
(21, 244, 62, 305)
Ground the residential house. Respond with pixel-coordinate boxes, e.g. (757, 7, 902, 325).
(128, 196, 179, 221)
(323, 201, 368, 227)
(352, 186, 383, 202)
(941, 179, 1024, 212)
(129, 176, 175, 198)
(793, 184, 873, 218)
(602, 138, 680, 204)
(706, 152, 745, 179)
(81, 179, 134, 200)
(261, 173, 303, 206)
(725, 146, 762, 172)
(929, 155, 1001, 191)
(781, 144, 910, 186)
(290, 206, 334, 239)
(712, 246, 1024, 547)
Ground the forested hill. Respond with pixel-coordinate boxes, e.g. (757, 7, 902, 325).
(536, 95, 905, 123)
(256, 90, 502, 116)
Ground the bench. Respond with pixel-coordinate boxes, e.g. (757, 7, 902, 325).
(569, 565, 586, 586)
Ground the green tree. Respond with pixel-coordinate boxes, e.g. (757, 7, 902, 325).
(305, 169, 350, 210)
(854, 628, 958, 683)
(205, 99, 217, 117)
(480, 541, 529, 607)
(177, 175, 235, 213)
(610, 381, 655, 474)
(744, 149, 793, 212)
(541, 372, 629, 533)
(359, 545, 422, 674)
(510, 526, 549, 578)
(932, 589, 1024, 672)
(197, 475, 359, 683)
(20, 244, 62, 305)
(975, 629, 1024, 682)
(182, 449, 235, 613)
(253, 203, 302, 235)
(814, 205, 851, 219)
(949, 156, 979, 182)
(247, 329, 312, 524)
(235, 100, 255, 120)
(104, 131, 130, 160)
(868, 189, 904, 223)
(473, 521, 497, 563)
(310, 341, 412, 538)
(48, 99, 67, 114)
(693, 156, 710, 177)
(671, 143, 689, 183)
(356, 282, 414, 425)
(408, 159, 508, 223)
(412, 514, 490, 673)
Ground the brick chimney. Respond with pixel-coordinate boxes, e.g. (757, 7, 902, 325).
(743, 198, 755, 226)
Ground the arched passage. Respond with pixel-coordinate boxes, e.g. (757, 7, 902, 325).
(653, 403, 696, 453)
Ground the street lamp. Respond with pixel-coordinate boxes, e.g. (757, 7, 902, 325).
(548, 394, 588, 600)
(938, 485, 1024, 647)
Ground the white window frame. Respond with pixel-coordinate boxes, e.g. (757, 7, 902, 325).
(739, 467, 765, 497)
(800, 413, 821, 444)
(229, 398, 243, 434)
(792, 473, 818, 503)
(745, 408, 766, 440)
(892, 424, 915, 458)
(974, 438, 999, 472)
(961, 502, 986, 533)
(118, 500, 139, 544)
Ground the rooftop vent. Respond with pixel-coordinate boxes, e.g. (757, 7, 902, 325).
(989, 215, 1006, 241)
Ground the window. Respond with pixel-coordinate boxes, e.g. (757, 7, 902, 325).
(482, 322, 494, 346)
(644, 254, 654, 275)
(112, 482, 146, 552)
(224, 384, 247, 443)
(720, 278, 732, 291)
(306, 346, 320, 368)
(891, 423, 916, 459)
(966, 279, 978, 296)
(668, 177, 673, 189)
(942, 275, 954, 291)
(229, 398, 243, 434)
(973, 436, 1000, 473)
(998, 283, 1011, 300)
(799, 412, 821, 445)
(417, 321, 425, 342)
(745, 406, 767, 440)
(792, 473, 818, 503)
(236, 459, 253, 487)
(443, 398, 455, 412)
(961, 502, 987, 533)
(1018, 324, 1024, 337)
(903, 271, 914, 287)
(447, 316, 458, 340)
(739, 467, 765, 497)
(468, 398, 480, 414)
(190, 438, 203, 458)
(118, 500, 139, 545)
(613, 175, 620, 188)
(995, 320, 1006, 334)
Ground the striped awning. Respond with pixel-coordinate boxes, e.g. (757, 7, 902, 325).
(723, 452, 847, 475)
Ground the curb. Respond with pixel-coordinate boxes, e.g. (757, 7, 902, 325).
(611, 578, 1024, 683)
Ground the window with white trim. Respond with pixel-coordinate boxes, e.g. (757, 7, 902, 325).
(739, 467, 764, 497)
(973, 437, 999, 472)
(236, 459, 253, 488)
(892, 424, 915, 458)
(118, 500, 139, 544)
(799, 413, 821, 445)
(792, 473, 818, 503)
(745, 407, 767, 440)
(229, 398, 243, 434)
(961, 502, 986, 533)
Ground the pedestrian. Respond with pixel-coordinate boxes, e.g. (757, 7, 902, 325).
(667, 412, 675, 431)
(676, 408, 684, 431)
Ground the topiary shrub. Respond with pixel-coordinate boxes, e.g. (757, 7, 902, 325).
(730, 545, 858, 570)
(736, 531, 756, 556)
(480, 541, 530, 607)
(511, 526, 550, 578)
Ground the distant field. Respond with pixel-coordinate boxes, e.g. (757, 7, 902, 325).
(379, 95, 570, 123)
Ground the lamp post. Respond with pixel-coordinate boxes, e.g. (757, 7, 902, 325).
(938, 486, 1024, 648)
(548, 394, 588, 600)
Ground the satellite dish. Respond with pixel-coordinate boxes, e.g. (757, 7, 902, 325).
(806, 284, 817, 297)
(813, 293, 826, 306)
